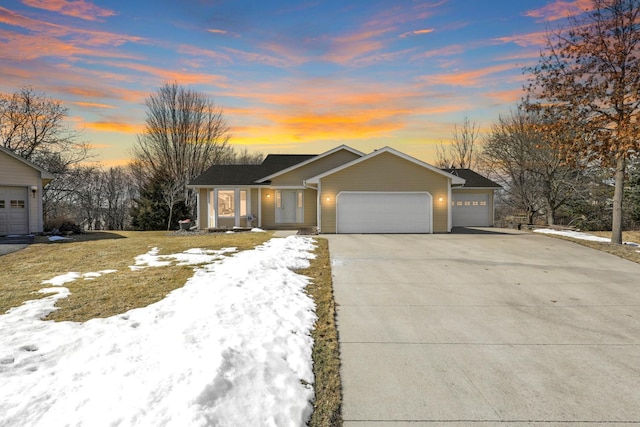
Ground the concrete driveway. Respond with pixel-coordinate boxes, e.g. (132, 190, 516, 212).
(326, 229, 640, 425)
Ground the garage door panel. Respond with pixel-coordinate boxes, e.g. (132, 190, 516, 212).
(337, 192, 431, 234)
(0, 186, 28, 235)
(452, 193, 490, 227)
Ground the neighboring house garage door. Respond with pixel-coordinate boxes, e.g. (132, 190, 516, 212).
(452, 193, 491, 227)
(0, 186, 29, 235)
(336, 192, 431, 233)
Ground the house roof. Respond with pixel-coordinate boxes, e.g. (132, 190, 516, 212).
(443, 169, 502, 188)
(255, 144, 364, 183)
(0, 146, 54, 180)
(188, 154, 316, 186)
(305, 146, 466, 185)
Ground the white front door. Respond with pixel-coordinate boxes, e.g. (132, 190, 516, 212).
(275, 190, 303, 223)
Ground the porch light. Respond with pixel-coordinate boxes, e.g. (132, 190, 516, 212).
(325, 196, 331, 202)
(438, 197, 444, 202)
(266, 193, 271, 198)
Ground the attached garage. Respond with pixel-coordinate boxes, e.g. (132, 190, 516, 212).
(0, 146, 54, 235)
(451, 192, 491, 227)
(337, 192, 432, 233)
(0, 187, 29, 235)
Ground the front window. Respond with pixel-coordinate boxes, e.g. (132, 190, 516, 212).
(218, 190, 235, 217)
(217, 189, 248, 218)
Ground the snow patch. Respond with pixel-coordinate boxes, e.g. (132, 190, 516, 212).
(534, 228, 610, 242)
(534, 228, 640, 246)
(129, 247, 236, 270)
(0, 236, 317, 426)
(48, 236, 71, 242)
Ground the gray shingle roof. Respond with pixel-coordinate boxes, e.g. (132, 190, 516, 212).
(189, 154, 316, 186)
(442, 168, 502, 188)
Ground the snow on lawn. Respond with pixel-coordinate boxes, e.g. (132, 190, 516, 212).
(534, 228, 611, 242)
(534, 228, 640, 246)
(0, 236, 318, 427)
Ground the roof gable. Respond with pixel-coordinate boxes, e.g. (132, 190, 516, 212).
(0, 146, 54, 180)
(255, 145, 364, 183)
(305, 146, 466, 185)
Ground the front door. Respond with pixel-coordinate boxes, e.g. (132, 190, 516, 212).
(275, 190, 303, 223)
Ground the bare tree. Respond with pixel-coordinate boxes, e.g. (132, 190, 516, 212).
(132, 82, 230, 214)
(0, 87, 92, 225)
(435, 115, 480, 169)
(102, 167, 135, 230)
(526, 0, 640, 243)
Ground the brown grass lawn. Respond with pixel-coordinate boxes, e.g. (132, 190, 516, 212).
(0, 230, 273, 321)
(0, 231, 343, 425)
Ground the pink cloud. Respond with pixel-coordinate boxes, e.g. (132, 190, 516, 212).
(22, 0, 115, 21)
(420, 63, 518, 87)
(494, 30, 549, 47)
(524, 0, 592, 22)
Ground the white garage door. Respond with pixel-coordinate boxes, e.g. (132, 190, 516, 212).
(337, 192, 431, 233)
(452, 193, 490, 227)
(0, 186, 29, 235)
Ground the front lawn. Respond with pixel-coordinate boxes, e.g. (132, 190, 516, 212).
(0, 231, 342, 426)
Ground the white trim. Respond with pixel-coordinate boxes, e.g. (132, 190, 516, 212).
(258, 188, 262, 228)
(448, 184, 452, 232)
(255, 145, 365, 183)
(305, 146, 466, 185)
(335, 191, 433, 234)
(196, 190, 201, 229)
(316, 182, 321, 233)
(268, 185, 306, 190)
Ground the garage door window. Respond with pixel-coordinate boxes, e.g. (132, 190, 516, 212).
(0, 200, 4, 209)
(10, 200, 25, 209)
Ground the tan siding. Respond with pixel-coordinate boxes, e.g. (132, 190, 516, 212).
(0, 154, 40, 186)
(319, 152, 450, 233)
(198, 188, 208, 229)
(261, 188, 276, 228)
(303, 189, 317, 226)
(270, 150, 361, 186)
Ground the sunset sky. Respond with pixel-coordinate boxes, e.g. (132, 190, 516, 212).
(0, 0, 591, 167)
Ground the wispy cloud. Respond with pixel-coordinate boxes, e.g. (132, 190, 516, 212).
(400, 28, 435, 38)
(22, 0, 116, 21)
(524, 0, 592, 22)
(494, 30, 548, 47)
(412, 44, 465, 60)
(420, 63, 518, 87)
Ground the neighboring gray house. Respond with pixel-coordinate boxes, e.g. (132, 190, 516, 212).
(189, 145, 501, 233)
(0, 146, 54, 235)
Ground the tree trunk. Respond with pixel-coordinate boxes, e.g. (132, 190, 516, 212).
(611, 157, 625, 245)
(546, 209, 555, 226)
(167, 204, 174, 231)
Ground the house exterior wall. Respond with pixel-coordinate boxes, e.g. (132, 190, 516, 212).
(318, 152, 451, 233)
(259, 188, 317, 229)
(269, 150, 361, 187)
(0, 152, 45, 233)
(197, 188, 208, 229)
